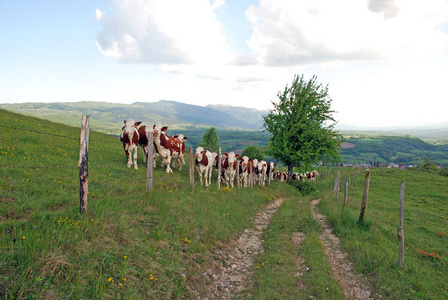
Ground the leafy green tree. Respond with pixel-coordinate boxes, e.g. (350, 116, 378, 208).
(263, 74, 342, 177)
(241, 145, 265, 161)
(198, 127, 220, 152)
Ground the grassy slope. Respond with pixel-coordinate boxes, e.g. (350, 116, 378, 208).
(1, 109, 447, 299)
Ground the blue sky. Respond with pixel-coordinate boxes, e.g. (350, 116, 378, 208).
(1, 0, 448, 129)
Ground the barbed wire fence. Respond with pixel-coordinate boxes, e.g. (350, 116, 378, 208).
(335, 169, 448, 267)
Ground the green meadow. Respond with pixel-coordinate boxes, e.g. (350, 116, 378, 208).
(0, 109, 446, 299)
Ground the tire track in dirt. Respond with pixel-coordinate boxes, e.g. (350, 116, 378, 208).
(203, 198, 285, 299)
(310, 199, 372, 300)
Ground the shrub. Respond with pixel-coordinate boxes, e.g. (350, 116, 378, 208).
(289, 180, 315, 195)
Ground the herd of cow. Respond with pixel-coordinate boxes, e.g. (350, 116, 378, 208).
(120, 119, 320, 188)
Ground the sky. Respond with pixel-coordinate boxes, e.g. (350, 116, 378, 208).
(1, 0, 448, 129)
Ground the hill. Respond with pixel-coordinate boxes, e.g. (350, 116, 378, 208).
(1, 109, 446, 299)
(339, 135, 448, 166)
(0, 100, 267, 133)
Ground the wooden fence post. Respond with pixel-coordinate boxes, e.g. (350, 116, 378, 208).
(217, 148, 222, 189)
(357, 169, 371, 223)
(398, 181, 405, 267)
(343, 182, 348, 208)
(189, 147, 195, 189)
(78, 115, 90, 214)
(146, 129, 154, 193)
(333, 170, 340, 200)
(236, 160, 240, 189)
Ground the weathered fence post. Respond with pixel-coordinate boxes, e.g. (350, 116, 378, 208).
(333, 170, 340, 200)
(236, 160, 240, 189)
(217, 148, 222, 189)
(146, 129, 154, 193)
(189, 147, 195, 189)
(343, 182, 348, 208)
(398, 181, 405, 267)
(79, 115, 90, 214)
(357, 169, 371, 223)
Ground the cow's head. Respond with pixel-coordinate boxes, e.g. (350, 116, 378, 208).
(195, 146, 204, 160)
(121, 119, 141, 141)
(153, 124, 168, 137)
(227, 152, 236, 166)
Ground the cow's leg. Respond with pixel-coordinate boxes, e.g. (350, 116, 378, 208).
(165, 157, 173, 173)
(197, 167, 204, 185)
(132, 146, 138, 169)
(142, 146, 148, 163)
(126, 150, 132, 168)
(203, 170, 208, 187)
(177, 157, 183, 171)
(207, 167, 212, 187)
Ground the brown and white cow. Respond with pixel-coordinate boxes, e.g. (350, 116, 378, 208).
(120, 119, 141, 169)
(137, 124, 158, 168)
(195, 146, 215, 187)
(257, 160, 268, 186)
(266, 162, 276, 182)
(214, 152, 237, 188)
(152, 124, 187, 173)
(172, 134, 188, 169)
(238, 156, 250, 187)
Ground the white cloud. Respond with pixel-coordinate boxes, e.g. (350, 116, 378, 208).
(96, 0, 231, 65)
(95, 8, 103, 21)
(246, 0, 448, 66)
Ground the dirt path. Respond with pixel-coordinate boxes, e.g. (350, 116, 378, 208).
(204, 198, 285, 299)
(310, 199, 372, 300)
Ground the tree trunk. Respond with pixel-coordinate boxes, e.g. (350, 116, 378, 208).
(287, 162, 293, 183)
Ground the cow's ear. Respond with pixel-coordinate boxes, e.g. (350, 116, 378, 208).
(183, 136, 188, 141)
(124, 120, 127, 124)
(235, 154, 240, 158)
(224, 152, 228, 156)
(153, 124, 156, 129)
(135, 121, 142, 126)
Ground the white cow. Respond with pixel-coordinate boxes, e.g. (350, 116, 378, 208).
(257, 160, 268, 186)
(239, 156, 250, 187)
(195, 147, 215, 187)
(216, 152, 237, 188)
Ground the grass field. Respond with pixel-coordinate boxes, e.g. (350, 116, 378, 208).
(1, 109, 447, 299)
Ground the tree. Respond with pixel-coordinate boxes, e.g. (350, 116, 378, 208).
(263, 74, 342, 178)
(241, 145, 265, 161)
(198, 127, 220, 153)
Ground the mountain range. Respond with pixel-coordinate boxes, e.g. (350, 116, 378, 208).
(0, 100, 268, 134)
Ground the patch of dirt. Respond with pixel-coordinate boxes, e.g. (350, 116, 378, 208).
(0, 197, 16, 203)
(310, 199, 372, 300)
(203, 198, 285, 299)
(341, 142, 356, 149)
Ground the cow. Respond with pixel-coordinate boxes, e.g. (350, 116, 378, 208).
(195, 147, 215, 187)
(238, 156, 250, 187)
(252, 159, 259, 185)
(310, 170, 320, 181)
(266, 162, 276, 182)
(152, 124, 187, 173)
(137, 124, 158, 168)
(257, 160, 268, 186)
(120, 119, 141, 169)
(172, 134, 188, 169)
(244, 158, 256, 187)
(214, 152, 237, 188)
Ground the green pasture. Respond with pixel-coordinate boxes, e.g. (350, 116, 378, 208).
(1, 109, 447, 299)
